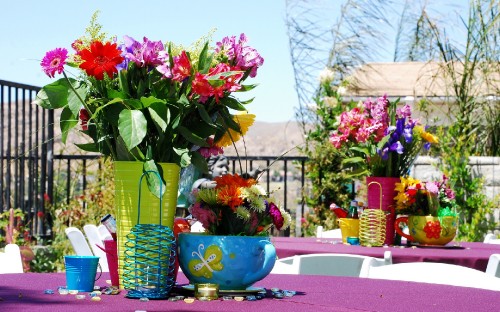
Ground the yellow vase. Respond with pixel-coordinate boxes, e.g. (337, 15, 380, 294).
(395, 215, 458, 245)
(114, 161, 180, 286)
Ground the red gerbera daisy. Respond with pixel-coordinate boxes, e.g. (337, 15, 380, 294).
(78, 41, 124, 80)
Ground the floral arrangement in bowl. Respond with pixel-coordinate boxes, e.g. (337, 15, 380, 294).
(329, 95, 438, 178)
(394, 175, 458, 216)
(189, 173, 291, 236)
(34, 13, 263, 195)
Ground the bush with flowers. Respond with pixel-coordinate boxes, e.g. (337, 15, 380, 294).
(394, 175, 458, 217)
(329, 94, 438, 178)
(34, 13, 262, 195)
(189, 173, 291, 236)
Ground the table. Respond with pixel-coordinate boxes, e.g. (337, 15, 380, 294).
(1, 272, 499, 312)
(272, 237, 500, 271)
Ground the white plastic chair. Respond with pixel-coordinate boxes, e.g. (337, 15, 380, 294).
(97, 224, 113, 241)
(362, 261, 500, 291)
(484, 233, 500, 244)
(0, 244, 24, 274)
(271, 256, 298, 274)
(316, 225, 342, 239)
(65, 227, 94, 256)
(273, 251, 392, 277)
(486, 254, 500, 278)
(83, 224, 110, 272)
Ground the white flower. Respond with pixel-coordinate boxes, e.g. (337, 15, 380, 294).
(318, 67, 335, 84)
(323, 96, 338, 107)
(307, 102, 318, 111)
(337, 86, 346, 95)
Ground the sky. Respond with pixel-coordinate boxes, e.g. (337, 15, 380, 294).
(0, 0, 304, 123)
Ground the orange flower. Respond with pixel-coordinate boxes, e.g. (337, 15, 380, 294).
(214, 173, 256, 189)
(217, 185, 243, 210)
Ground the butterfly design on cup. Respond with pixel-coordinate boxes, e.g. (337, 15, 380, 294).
(188, 244, 223, 278)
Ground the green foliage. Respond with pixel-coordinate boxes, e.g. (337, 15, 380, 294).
(435, 125, 496, 242)
(301, 71, 354, 236)
(40, 158, 116, 272)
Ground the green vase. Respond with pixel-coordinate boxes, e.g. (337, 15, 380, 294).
(114, 161, 180, 285)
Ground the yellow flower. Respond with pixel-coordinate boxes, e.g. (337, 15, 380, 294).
(421, 131, 439, 144)
(215, 112, 255, 147)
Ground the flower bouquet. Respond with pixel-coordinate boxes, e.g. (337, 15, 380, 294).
(330, 95, 438, 178)
(34, 13, 263, 195)
(189, 173, 291, 236)
(394, 175, 458, 217)
(394, 175, 458, 245)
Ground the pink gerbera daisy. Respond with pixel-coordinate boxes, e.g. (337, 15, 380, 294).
(41, 48, 68, 78)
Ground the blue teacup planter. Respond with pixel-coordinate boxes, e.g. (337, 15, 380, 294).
(178, 233, 276, 290)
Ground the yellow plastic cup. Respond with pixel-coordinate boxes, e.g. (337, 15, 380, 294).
(338, 218, 360, 244)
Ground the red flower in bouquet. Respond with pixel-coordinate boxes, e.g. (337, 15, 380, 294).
(77, 41, 124, 80)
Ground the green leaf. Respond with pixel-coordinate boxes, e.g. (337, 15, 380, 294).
(177, 94, 190, 106)
(220, 97, 247, 111)
(141, 96, 165, 108)
(143, 160, 165, 198)
(67, 81, 88, 117)
(196, 104, 217, 128)
(115, 135, 142, 161)
(74, 142, 100, 153)
(148, 102, 170, 132)
(191, 151, 209, 174)
(107, 89, 126, 99)
(197, 42, 209, 71)
(342, 156, 366, 165)
(118, 110, 147, 150)
(119, 69, 130, 96)
(123, 99, 143, 110)
(238, 84, 258, 92)
(60, 106, 78, 143)
(33, 78, 75, 109)
(177, 125, 208, 146)
(173, 147, 191, 168)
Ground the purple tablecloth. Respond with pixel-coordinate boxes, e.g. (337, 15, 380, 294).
(272, 237, 500, 271)
(1, 272, 499, 311)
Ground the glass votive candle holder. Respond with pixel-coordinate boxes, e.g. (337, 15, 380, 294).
(194, 283, 219, 300)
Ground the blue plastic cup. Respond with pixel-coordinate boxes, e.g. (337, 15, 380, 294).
(64, 255, 100, 292)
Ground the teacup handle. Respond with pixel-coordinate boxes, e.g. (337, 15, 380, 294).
(243, 240, 276, 285)
(395, 216, 414, 242)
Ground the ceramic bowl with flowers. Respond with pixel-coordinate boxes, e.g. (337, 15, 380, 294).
(394, 175, 459, 245)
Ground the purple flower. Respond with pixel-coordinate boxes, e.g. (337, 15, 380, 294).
(268, 202, 284, 230)
(215, 33, 263, 78)
(121, 36, 165, 69)
(41, 48, 68, 78)
(397, 104, 412, 118)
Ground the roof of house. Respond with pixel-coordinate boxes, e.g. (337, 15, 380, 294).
(343, 61, 499, 100)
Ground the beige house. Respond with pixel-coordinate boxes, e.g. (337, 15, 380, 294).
(342, 62, 499, 126)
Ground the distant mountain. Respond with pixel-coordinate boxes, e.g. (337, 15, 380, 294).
(224, 121, 305, 157)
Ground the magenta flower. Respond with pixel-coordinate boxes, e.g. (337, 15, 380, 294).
(41, 48, 68, 78)
(122, 36, 164, 69)
(215, 33, 264, 78)
(268, 202, 284, 230)
(190, 202, 217, 229)
(199, 137, 223, 158)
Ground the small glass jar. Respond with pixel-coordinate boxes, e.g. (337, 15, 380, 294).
(194, 283, 219, 300)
